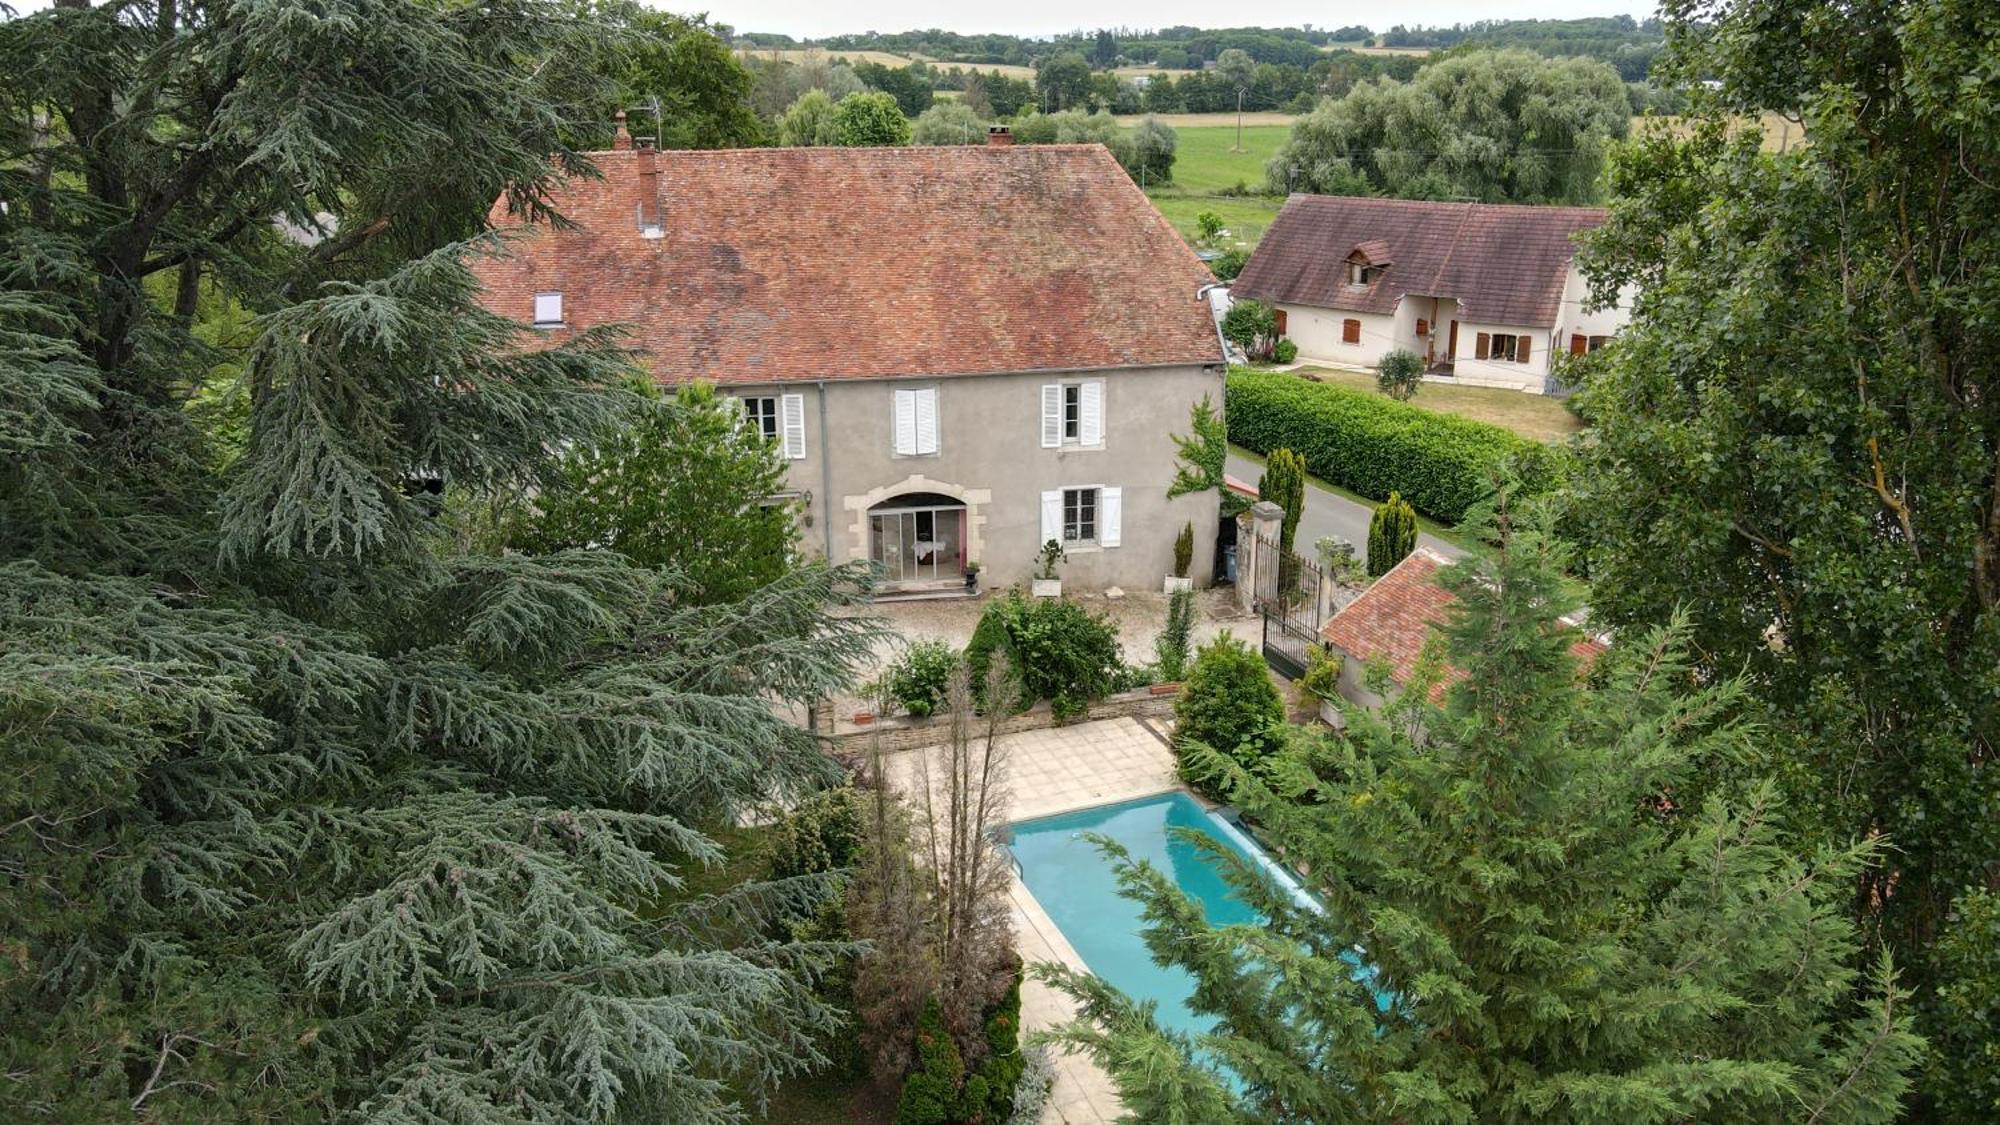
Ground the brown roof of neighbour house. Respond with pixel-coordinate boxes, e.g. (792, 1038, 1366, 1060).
(1321, 547, 1608, 703)
(472, 143, 1224, 386)
(1231, 195, 1608, 328)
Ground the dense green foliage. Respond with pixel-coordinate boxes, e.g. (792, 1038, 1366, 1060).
(769, 785, 867, 885)
(1386, 15, 1666, 79)
(854, 60, 936, 117)
(1173, 633, 1284, 792)
(911, 100, 988, 145)
(1257, 448, 1307, 560)
(1376, 347, 1425, 401)
(892, 971, 1026, 1125)
(509, 381, 796, 604)
(1128, 114, 1179, 184)
(1271, 49, 1631, 204)
(595, 3, 765, 149)
(1367, 492, 1419, 577)
(1932, 888, 2000, 1118)
(1155, 588, 1197, 683)
(833, 91, 914, 147)
(1221, 299, 1279, 360)
(1173, 522, 1195, 578)
(1048, 508, 1921, 1121)
(880, 639, 962, 718)
(895, 997, 965, 1124)
(0, 2, 882, 1119)
(1271, 337, 1298, 364)
(778, 88, 841, 145)
(1228, 367, 1544, 523)
(963, 593, 1123, 720)
(1569, 2, 2000, 1108)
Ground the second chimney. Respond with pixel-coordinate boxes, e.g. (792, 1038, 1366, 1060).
(986, 125, 1013, 148)
(635, 138, 662, 238)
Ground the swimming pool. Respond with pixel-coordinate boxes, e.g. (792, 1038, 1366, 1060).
(1007, 790, 1389, 1046)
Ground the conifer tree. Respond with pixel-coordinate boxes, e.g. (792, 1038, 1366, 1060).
(0, 2, 880, 1119)
(1043, 498, 1921, 1122)
(1366, 491, 1417, 576)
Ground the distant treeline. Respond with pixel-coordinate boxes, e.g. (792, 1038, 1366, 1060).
(736, 18, 1665, 78)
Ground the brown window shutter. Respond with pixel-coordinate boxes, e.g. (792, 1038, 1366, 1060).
(1416, 318, 1429, 337)
(1342, 318, 1361, 344)
(1475, 332, 1490, 360)
(1569, 333, 1587, 356)
(1274, 309, 1288, 335)
(1518, 336, 1531, 364)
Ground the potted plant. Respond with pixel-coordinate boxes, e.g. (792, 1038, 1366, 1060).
(1296, 643, 1345, 728)
(963, 560, 981, 593)
(1164, 521, 1195, 594)
(1030, 539, 1065, 598)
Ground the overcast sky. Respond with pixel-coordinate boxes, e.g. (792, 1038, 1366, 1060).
(700, 3, 1661, 40)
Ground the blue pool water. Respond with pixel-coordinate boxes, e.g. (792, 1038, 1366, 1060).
(1008, 791, 1389, 1045)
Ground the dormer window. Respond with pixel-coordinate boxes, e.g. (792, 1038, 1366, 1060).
(1346, 240, 1392, 287)
(1347, 260, 1379, 286)
(533, 291, 563, 326)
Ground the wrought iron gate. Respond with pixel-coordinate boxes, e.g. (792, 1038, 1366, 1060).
(1252, 532, 1330, 679)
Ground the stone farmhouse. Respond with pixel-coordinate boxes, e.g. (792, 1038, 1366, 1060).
(473, 124, 1226, 594)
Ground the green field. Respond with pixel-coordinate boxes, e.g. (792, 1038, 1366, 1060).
(1132, 120, 1294, 248)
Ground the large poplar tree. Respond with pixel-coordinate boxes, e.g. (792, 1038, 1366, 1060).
(1044, 504, 1921, 1123)
(1567, 3, 1999, 1110)
(0, 1, 875, 1119)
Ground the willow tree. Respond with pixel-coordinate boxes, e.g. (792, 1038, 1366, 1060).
(0, 1, 876, 1119)
(1044, 504, 1920, 1123)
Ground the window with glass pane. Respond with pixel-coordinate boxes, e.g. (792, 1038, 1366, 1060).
(533, 291, 563, 325)
(1062, 487, 1098, 544)
(741, 396, 779, 439)
(1062, 384, 1082, 440)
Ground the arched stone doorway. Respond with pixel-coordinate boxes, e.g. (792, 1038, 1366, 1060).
(867, 491, 966, 587)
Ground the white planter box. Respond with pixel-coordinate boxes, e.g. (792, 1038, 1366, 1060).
(1163, 575, 1194, 594)
(1318, 697, 1346, 730)
(1031, 579, 1062, 598)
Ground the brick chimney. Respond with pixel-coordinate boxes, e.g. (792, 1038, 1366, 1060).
(612, 110, 633, 151)
(986, 125, 1013, 148)
(634, 137, 661, 238)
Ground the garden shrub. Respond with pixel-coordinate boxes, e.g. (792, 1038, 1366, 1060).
(881, 639, 960, 717)
(1174, 632, 1284, 795)
(895, 997, 964, 1125)
(1273, 337, 1299, 364)
(1295, 643, 1343, 707)
(767, 785, 864, 883)
(1367, 492, 1418, 577)
(1227, 366, 1543, 523)
(963, 592, 1122, 720)
(1376, 347, 1425, 401)
(1154, 588, 1195, 682)
(1221, 300, 1278, 360)
(962, 968, 1027, 1121)
(1172, 521, 1194, 578)
(1009, 1044, 1056, 1124)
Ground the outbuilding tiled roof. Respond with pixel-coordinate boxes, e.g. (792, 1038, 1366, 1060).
(1231, 195, 1608, 328)
(472, 143, 1223, 386)
(1321, 547, 1607, 702)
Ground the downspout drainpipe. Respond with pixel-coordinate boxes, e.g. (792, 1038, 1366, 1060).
(1196, 282, 1234, 367)
(816, 380, 834, 561)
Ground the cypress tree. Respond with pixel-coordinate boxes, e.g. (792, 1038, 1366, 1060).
(1367, 491, 1417, 576)
(1257, 447, 1307, 556)
(1044, 500, 1922, 1121)
(0, 2, 880, 1119)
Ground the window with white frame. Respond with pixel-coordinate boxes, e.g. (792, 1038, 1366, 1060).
(741, 396, 780, 440)
(1040, 486, 1122, 549)
(1040, 380, 1104, 448)
(532, 291, 563, 326)
(1063, 487, 1098, 544)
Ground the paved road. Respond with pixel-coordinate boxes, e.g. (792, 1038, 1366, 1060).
(1226, 449, 1464, 562)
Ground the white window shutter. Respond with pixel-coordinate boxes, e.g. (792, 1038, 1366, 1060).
(1040, 490, 1062, 544)
(1040, 384, 1061, 448)
(915, 387, 939, 455)
(1080, 381, 1104, 446)
(893, 389, 916, 455)
(780, 393, 806, 460)
(1101, 487, 1122, 547)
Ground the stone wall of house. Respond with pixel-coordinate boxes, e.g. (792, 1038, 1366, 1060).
(814, 684, 1181, 754)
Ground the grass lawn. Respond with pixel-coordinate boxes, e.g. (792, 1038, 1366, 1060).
(1289, 364, 1584, 443)
(1146, 191, 1284, 247)
(1127, 120, 1296, 248)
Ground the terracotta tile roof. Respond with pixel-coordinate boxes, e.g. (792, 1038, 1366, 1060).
(1231, 195, 1608, 328)
(471, 145, 1223, 386)
(1321, 547, 1606, 703)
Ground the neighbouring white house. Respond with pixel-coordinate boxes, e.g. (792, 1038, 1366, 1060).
(1230, 195, 1634, 393)
(470, 120, 1226, 596)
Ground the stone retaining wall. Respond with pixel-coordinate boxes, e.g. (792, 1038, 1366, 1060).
(816, 685, 1181, 754)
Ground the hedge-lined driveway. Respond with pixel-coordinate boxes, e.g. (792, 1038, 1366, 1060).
(1227, 447, 1464, 563)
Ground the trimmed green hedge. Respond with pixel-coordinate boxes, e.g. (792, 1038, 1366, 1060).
(1226, 367, 1554, 523)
